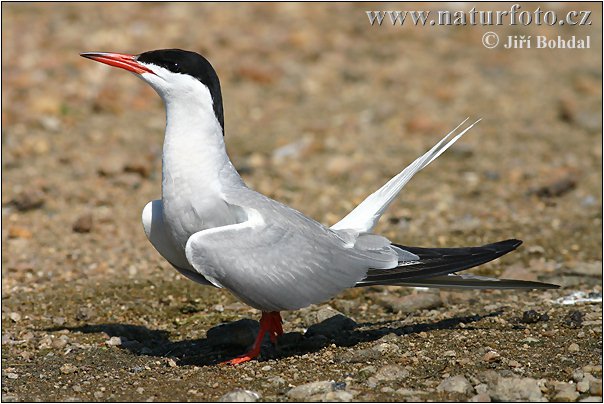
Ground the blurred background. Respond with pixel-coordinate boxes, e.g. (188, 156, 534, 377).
(1, 3, 602, 401)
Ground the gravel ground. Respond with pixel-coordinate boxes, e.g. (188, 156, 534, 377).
(2, 2, 602, 402)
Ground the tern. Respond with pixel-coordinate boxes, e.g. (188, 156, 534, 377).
(81, 49, 558, 364)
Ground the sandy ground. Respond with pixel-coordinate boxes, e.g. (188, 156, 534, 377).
(2, 2, 602, 402)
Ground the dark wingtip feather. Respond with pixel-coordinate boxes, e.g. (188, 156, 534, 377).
(359, 238, 529, 286)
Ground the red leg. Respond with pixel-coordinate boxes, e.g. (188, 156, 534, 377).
(222, 311, 282, 365)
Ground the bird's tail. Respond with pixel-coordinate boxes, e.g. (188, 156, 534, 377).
(331, 118, 479, 234)
(356, 239, 559, 289)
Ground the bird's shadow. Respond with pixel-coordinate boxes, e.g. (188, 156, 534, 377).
(46, 310, 505, 367)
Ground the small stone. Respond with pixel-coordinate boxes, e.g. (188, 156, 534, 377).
(589, 379, 602, 396)
(305, 313, 356, 339)
(106, 336, 122, 346)
(488, 376, 545, 401)
(52, 337, 68, 349)
(374, 364, 409, 381)
(470, 393, 491, 402)
(580, 397, 604, 402)
(136, 387, 145, 394)
(60, 363, 77, 374)
(72, 385, 82, 392)
(75, 307, 95, 321)
(206, 319, 259, 348)
(12, 189, 45, 211)
(219, 389, 260, 402)
(93, 391, 103, 399)
(73, 214, 93, 233)
(287, 381, 334, 400)
(8, 312, 21, 322)
(322, 390, 353, 402)
(52, 317, 66, 326)
(6, 373, 18, 379)
(508, 360, 521, 368)
(483, 350, 501, 363)
(8, 226, 32, 239)
(166, 358, 177, 368)
(564, 311, 584, 328)
(521, 310, 548, 324)
(554, 382, 580, 402)
(267, 376, 285, 387)
(576, 380, 590, 393)
(124, 160, 152, 178)
(437, 375, 474, 395)
(568, 343, 580, 353)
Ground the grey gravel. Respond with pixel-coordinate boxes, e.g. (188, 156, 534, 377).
(218, 389, 261, 402)
(487, 375, 546, 402)
(374, 364, 409, 381)
(437, 375, 474, 395)
(287, 381, 335, 400)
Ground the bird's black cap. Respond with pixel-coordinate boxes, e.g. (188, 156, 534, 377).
(138, 49, 224, 132)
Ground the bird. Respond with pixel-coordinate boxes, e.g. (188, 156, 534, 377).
(81, 49, 558, 365)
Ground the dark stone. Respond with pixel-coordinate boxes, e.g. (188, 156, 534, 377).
(305, 314, 356, 339)
(564, 311, 583, 328)
(521, 310, 549, 324)
(206, 319, 259, 348)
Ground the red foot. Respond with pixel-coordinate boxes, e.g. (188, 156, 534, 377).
(221, 311, 283, 365)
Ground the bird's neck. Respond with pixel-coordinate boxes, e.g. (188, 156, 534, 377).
(161, 97, 242, 210)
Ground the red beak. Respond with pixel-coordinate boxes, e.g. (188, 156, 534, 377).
(80, 52, 155, 75)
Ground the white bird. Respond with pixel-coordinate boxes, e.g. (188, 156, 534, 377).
(81, 49, 558, 364)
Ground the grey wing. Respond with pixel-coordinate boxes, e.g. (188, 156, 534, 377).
(184, 203, 397, 312)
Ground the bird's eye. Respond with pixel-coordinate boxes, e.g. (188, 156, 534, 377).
(170, 62, 180, 73)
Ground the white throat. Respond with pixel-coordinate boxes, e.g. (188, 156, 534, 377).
(140, 69, 244, 248)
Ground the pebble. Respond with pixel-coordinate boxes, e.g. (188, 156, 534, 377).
(564, 311, 584, 328)
(287, 381, 334, 400)
(218, 389, 261, 402)
(322, 390, 353, 402)
(305, 313, 356, 339)
(266, 376, 285, 387)
(374, 364, 409, 381)
(580, 397, 604, 402)
(487, 375, 546, 402)
(521, 310, 549, 324)
(553, 381, 580, 402)
(12, 189, 45, 211)
(589, 379, 602, 396)
(75, 307, 95, 321)
(52, 337, 68, 349)
(9, 312, 22, 322)
(60, 363, 77, 374)
(6, 373, 18, 379)
(206, 319, 259, 348)
(72, 213, 93, 233)
(470, 393, 491, 402)
(8, 226, 32, 239)
(437, 375, 474, 395)
(568, 343, 580, 353)
(106, 336, 122, 347)
(483, 350, 501, 363)
(166, 358, 177, 368)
